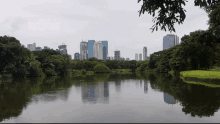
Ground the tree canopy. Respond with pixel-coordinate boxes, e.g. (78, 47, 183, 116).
(138, 0, 220, 33)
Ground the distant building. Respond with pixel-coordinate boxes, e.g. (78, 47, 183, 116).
(27, 43, 36, 51)
(58, 44, 67, 55)
(163, 34, 179, 50)
(88, 40, 95, 59)
(126, 58, 130, 61)
(74, 53, 80, 59)
(114, 50, 120, 60)
(93, 41, 103, 60)
(35, 47, 42, 51)
(135, 53, 138, 61)
(143, 46, 147, 60)
(80, 41, 88, 60)
(44, 46, 50, 50)
(139, 53, 142, 61)
(101, 41, 108, 61)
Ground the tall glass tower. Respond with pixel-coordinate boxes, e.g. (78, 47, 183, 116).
(143, 46, 147, 61)
(88, 40, 95, 59)
(163, 34, 179, 50)
(101, 41, 108, 61)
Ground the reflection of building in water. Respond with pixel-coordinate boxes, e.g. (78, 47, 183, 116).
(115, 80, 121, 93)
(135, 80, 139, 87)
(144, 80, 148, 93)
(164, 93, 177, 104)
(30, 90, 69, 103)
(140, 80, 142, 87)
(81, 82, 109, 104)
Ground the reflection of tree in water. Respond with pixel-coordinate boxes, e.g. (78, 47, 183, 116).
(0, 76, 72, 122)
(81, 82, 109, 104)
(139, 72, 220, 118)
(140, 80, 142, 87)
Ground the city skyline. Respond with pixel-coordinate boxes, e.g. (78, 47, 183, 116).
(0, 0, 210, 60)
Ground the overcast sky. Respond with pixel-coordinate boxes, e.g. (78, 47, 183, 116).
(0, 0, 210, 60)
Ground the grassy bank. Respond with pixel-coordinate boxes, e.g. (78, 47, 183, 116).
(180, 70, 220, 79)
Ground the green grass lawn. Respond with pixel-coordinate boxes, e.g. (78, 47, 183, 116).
(180, 70, 220, 79)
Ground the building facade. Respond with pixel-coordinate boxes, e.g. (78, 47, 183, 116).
(93, 41, 103, 60)
(58, 44, 67, 55)
(80, 41, 88, 60)
(44, 46, 50, 50)
(114, 50, 120, 60)
(143, 46, 147, 61)
(139, 53, 142, 61)
(101, 41, 108, 61)
(163, 34, 179, 50)
(135, 53, 138, 61)
(126, 58, 130, 61)
(27, 43, 36, 51)
(74, 53, 80, 59)
(35, 47, 42, 51)
(88, 40, 95, 59)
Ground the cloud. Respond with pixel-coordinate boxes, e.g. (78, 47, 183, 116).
(1, 16, 27, 33)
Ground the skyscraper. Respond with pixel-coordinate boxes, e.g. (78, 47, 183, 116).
(135, 53, 138, 61)
(80, 41, 88, 60)
(27, 43, 36, 51)
(101, 41, 108, 61)
(93, 41, 103, 60)
(114, 50, 120, 60)
(163, 34, 179, 50)
(143, 46, 147, 61)
(88, 40, 95, 59)
(58, 44, 67, 55)
(139, 53, 142, 61)
(74, 53, 80, 59)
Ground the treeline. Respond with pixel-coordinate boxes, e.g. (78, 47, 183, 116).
(0, 37, 141, 78)
(0, 35, 71, 78)
(144, 29, 220, 75)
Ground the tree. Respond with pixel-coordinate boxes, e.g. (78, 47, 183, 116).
(94, 63, 111, 73)
(138, 0, 220, 33)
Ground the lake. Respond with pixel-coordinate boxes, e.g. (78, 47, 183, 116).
(1, 72, 220, 123)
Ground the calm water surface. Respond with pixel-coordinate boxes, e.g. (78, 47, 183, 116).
(1, 73, 220, 123)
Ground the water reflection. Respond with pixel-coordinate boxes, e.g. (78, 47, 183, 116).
(140, 80, 142, 87)
(3, 73, 220, 122)
(81, 82, 109, 104)
(144, 80, 148, 94)
(163, 93, 177, 105)
(115, 80, 121, 93)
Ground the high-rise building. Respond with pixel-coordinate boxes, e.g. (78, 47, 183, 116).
(163, 34, 179, 50)
(126, 58, 130, 61)
(114, 50, 120, 60)
(74, 53, 80, 59)
(80, 41, 88, 60)
(93, 41, 103, 60)
(44, 46, 50, 50)
(35, 47, 42, 51)
(101, 41, 108, 61)
(139, 53, 142, 61)
(143, 46, 147, 61)
(58, 44, 67, 55)
(88, 40, 95, 59)
(27, 43, 36, 51)
(135, 53, 138, 61)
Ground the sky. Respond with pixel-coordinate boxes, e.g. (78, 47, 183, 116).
(0, 0, 210, 60)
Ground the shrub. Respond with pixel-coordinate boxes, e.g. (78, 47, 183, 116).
(81, 69, 87, 75)
(94, 63, 111, 73)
